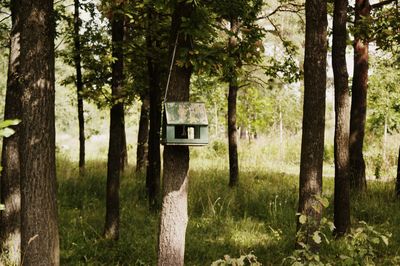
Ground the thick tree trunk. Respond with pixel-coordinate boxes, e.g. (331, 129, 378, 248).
(228, 19, 240, 187)
(332, 0, 351, 236)
(157, 2, 193, 265)
(349, 0, 370, 191)
(0, 1, 21, 263)
(146, 5, 161, 211)
(104, 3, 124, 240)
(297, 0, 327, 247)
(136, 95, 150, 172)
(19, 0, 60, 264)
(74, 0, 85, 175)
(396, 146, 400, 197)
(228, 82, 239, 187)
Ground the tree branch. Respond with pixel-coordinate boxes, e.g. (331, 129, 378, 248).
(371, 0, 396, 9)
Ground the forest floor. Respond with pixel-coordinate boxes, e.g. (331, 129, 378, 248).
(57, 143, 400, 265)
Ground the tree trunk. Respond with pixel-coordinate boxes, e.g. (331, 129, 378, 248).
(332, 0, 351, 236)
(74, 0, 85, 176)
(228, 19, 240, 187)
(0, 1, 21, 263)
(19, 0, 59, 264)
(104, 3, 124, 240)
(146, 5, 161, 211)
(228, 82, 239, 187)
(121, 123, 128, 171)
(157, 2, 193, 265)
(349, 0, 370, 192)
(240, 125, 247, 140)
(297, 0, 327, 247)
(136, 95, 150, 172)
(396, 146, 400, 197)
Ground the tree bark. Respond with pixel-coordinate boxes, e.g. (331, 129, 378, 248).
(0, 0, 21, 263)
(146, 5, 162, 211)
(332, 0, 351, 236)
(157, 2, 193, 265)
(228, 82, 239, 187)
(297, 0, 327, 247)
(136, 95, 149, 172)
(396, 146, 400, 197)
(74, 0, 85, 176)
(121, 123, 128, 171)
(19, 0, 59, 264)
(349, 0, 370, 192)
(104, 2, 125, 240)
(228, 19, 240, 187)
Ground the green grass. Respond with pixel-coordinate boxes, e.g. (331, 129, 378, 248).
(57, 144, 400, 266)
(55, 134, 400, 265)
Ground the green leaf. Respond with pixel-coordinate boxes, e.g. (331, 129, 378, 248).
(0, 204, 4, 211)
(299, 214, 307, 224)
(312, 232, 322, 244)
(0, 119, 20, 128)
(0, 127, 16, 138)
(381, 235, 389, 246)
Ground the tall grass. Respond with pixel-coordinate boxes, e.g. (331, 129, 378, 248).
(57, 136, 400, 265)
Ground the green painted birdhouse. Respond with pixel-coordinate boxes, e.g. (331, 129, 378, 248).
(162, 102, 208, 146)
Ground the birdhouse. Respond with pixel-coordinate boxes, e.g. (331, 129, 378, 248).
(162, 102, 208, 146)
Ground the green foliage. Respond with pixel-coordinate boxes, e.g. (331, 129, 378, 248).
(284, 217, 392, 266)
(368, 55, 400, 135)
(337, 221, 391, 265)
(0, 119, 20, 138)
(212, 253, 261, 266)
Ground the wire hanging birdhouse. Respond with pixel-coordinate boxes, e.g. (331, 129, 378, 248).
(162, 102, 208, 146)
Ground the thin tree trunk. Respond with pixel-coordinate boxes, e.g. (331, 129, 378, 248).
(104, 2, 124, 240)
(157, 2, 193, 265)
(19, 0, 59, 264)
(279, 105, 284, 160)
(228, 19, 240, 187)
(349, 0, 370, 191)
(239, 126, 247, 139)
(0, 1, 21, 263)
(146, 5, 161, 211)
(74, 0, 85, 175)
(332, 0, 351, 236)
(396, 146, 400, 197)
(228, 82, 239, 186)
(297, 0, 327, 247)
(121, 123, 128, 171)
(136, 95, 150, 172)
(214, 103, 219, 138)
(383, 115, 387, 162)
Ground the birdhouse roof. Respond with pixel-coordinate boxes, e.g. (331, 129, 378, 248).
(165, 102, 208, 125)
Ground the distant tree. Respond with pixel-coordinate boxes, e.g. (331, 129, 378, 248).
(368, 57, 400, 164)
(145, 2, 165, 210)
(157, 0, 193, 264)
(349, 0, 370, 192)
(74, 0, 86, 175)
(104, 0, 125, 240)
(332, 0, 350, 236)
(227, 18, 240, 186)
(210, 0, 264, 187)
(396, 146, 400, 197)
(136, 94, 149, 173)
(297, 0, 327, 247)
(19, 0, 59, 264)
(0, 0, 21, 263)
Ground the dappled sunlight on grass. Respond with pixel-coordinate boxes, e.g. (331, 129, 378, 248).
(56, 141, 400, 265)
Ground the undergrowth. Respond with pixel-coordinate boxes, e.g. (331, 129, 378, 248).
(57, 139, 400, 265)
